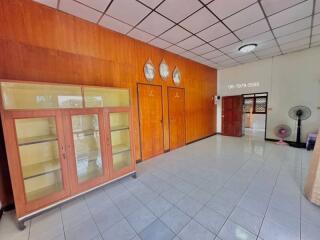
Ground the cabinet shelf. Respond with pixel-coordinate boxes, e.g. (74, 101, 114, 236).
(110, 125, 129, 132)
(76, 150, 101, 162)
(26, 183, 62, 202)
(77, 158, 103, 183)
(112, 144, 130, 155)
(73, 129, 99, 137)
(18, 135, 57, 146)
(23, 160, 61, 180)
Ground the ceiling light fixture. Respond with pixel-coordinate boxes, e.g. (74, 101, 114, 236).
(238, 43, 257, 53)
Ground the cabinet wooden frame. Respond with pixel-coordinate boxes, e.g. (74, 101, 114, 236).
(1, 110, 70, 218)
(105, 107, 136, 179)
(63, 108, 110, 195)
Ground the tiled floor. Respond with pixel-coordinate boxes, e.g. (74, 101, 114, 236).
(1, 134, 320, 240)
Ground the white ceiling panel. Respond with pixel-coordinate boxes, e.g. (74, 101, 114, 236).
(213, 54, 231, 63)
(77, 0, 112, 12)
(314, 13, 320, 26)
(273, 17, 312, 37)
(179, 51, 197, 60)
(137, 12, 174, 36)
(243, 31, 275, 45)
(280, 37, 310, 51)
(197, 22, 230, 42)
(313, 25, 320, 35)
(312, 33, 320, 42)
(255, 46, 281, 57)
(234, 19, 269, 40)
(59, 0, 102, 23)
(201, 50, 224, 60)
(127, 28, 154, 42)
(268, 0, 313, 29)
(177, 36, 204, 49)
(235, 53, 258, 62)
(261, 0, 306, 16)
(139, 0, 163, 9)
(107, 0, 151, 26)
(316, 0, 320, 13)
(159, 25, 191, 44)
(207, 0, 256, 20)
(210, 33, 239, 48)
(156, 0, 202, 22)
(190, 44, 215, 55)
(223, 3, 264, 31)
(282, 44, 309, 54)
(180, 8, 219, 33)
(277, 29, 311, 44)
(166, 45, 186, 54)
(253, 39, 278, 51)
(220, 41, 243, 53)
(99, 15, 132, 34)
(33, 0, 57, 8)
(149, 38, 172, 48)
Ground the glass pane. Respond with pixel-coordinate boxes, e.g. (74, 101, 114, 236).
(15, 117, 63, 202)
(255, 97, 267, 113)
(110, 112, 131, 171)
(72, 114, 103, 183)
(1, 82, 83, 109)
(84, 87, 129, 108)
(243, 98, 253, 113)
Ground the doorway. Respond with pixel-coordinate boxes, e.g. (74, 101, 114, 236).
(243, 93, 268, 139)
(168, 87, 186, 150)
(222, 95, 244, 137)
(137, 84, 164, 160)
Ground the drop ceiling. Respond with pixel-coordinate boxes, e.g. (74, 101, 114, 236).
(34, 0, 320, 69)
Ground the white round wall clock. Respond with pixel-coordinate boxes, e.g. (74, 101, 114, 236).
(159, 59, 169, 80)
(144, 59, 155, 81)
(173, 67, 181, 86)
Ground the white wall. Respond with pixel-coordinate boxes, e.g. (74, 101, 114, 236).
(217, 47, 320, 141)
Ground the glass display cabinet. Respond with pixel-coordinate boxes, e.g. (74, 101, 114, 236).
(0, 81, 135, 229)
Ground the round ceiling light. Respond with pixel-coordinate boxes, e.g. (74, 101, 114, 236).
(238, 43, 257, 53)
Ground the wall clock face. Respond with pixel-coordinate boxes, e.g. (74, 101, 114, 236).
(173, 67, 181, 86)
(159, 59, 169, 80)
(144, 59, 155, 81)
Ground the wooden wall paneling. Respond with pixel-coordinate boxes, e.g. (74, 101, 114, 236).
(0, 0, 217, 162)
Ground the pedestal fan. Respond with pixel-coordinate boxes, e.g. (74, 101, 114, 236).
(288, 105, 311, 148)
(274, 124, 291, 145)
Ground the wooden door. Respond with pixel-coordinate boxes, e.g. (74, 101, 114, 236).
(168, 87, 186, 150)
(105, 107, 135, 179)
(64, 108, 109, 195)
(222, 96, 243, 137)
(138, 84, 164, 160)
(2, 110, 70, 218)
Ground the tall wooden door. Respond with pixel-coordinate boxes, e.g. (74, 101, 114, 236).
(168, 87, 186, 150)
(222, 95, 243, 137)
(138, 84, 164, 160)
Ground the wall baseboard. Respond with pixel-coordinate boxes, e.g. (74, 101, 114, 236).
(186, 133, 216, 145)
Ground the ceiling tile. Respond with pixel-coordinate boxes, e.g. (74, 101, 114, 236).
(201, 50, 224, 60)
(261, 0, 306, 16)
(127, 28, 154, 42)
(179, 51, 197, 60)
(59, 0, 102, 23)
(235, 53, 258, 62)
(313, 25, 320, 35)
(149, 38, 172, 49)
(280, 37, 310, 51)
(243, 31, 275, 45)
(107, 0, 151, 26)
(33, 0, 57, 8)
(160, 25, 191, 43)
(167, 45, 186, 54)
(282, 43, 309, 54)
(207, 0, 256, 20)
(190, 44, 215, 55)
(268, 0, 313, 29)
(253, 39, 278, 51)
(234, 19, 269, 40)
(137, 12, 174, 36)
(180, 8, 218, 33)
(312, 34, 320, 44)
(197, 22, 230, 42)
(223, 3, 264, 31)
(210, 33, 239, 48)
(277, 29, 311, 44)
(139, 0, 163, 9)
(99, 15, 132, 34)
(314, 13, 320, 26)
(255, 46, 281, 58)
(177, 36, 204, 49)
(156, 0, 202, 22)
(77, 0, 112, 11)
(273, 17, 311, 37)
(316, 0, 320, 13)
(212, 54, 231, 63)
(220, 42, 243, 53)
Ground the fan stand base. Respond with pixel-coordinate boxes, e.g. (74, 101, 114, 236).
(289, 142, 306, 148)
(276, 139, 288, 145)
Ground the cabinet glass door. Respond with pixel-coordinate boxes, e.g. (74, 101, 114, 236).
(15, 117, 63, 202)
(109, 112, 132, 172)
(71, 114, 103, 183)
